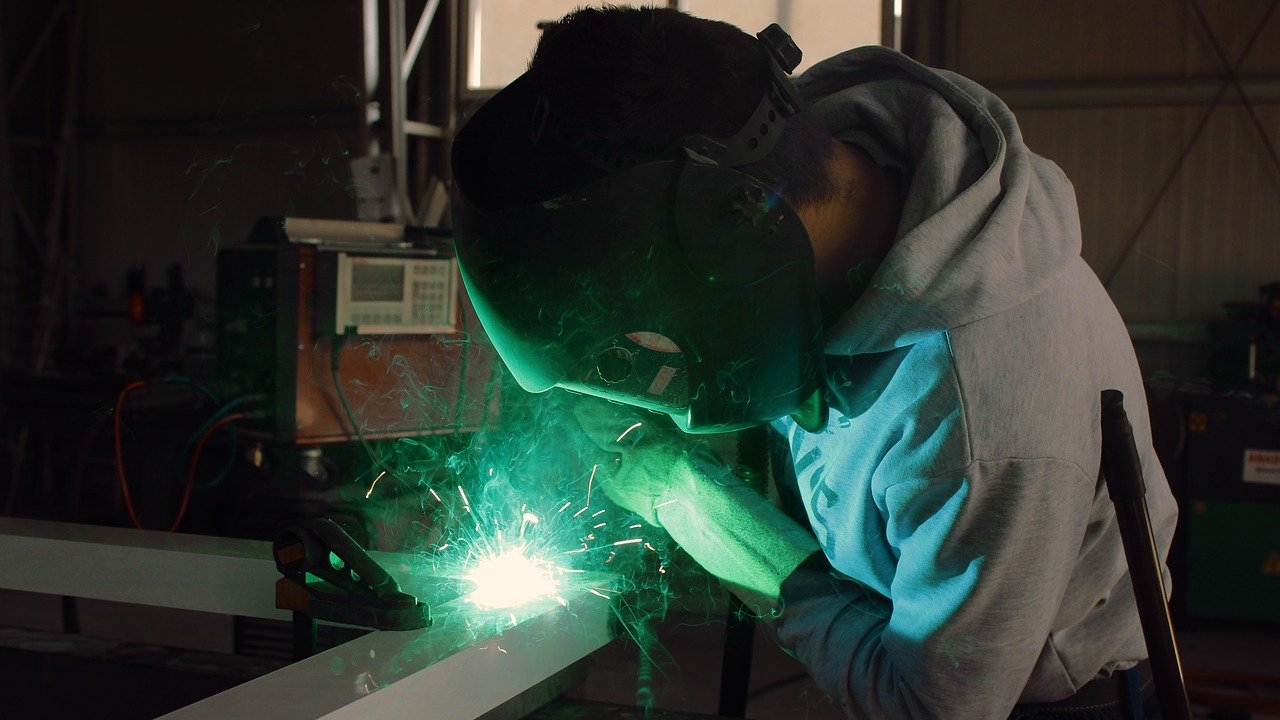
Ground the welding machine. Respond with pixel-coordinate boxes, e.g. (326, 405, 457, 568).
(1175, 390, 1280, 625)
(216, 217, 496, 446)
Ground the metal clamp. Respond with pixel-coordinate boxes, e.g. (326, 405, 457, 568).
(273, 517, 430, 633)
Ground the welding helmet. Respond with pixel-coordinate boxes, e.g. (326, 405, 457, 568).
(451, 24, 827, 434)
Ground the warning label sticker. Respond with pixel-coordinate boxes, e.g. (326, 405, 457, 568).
(1242, 449, 1280, 486)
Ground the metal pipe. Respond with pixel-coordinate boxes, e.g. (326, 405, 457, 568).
(0, 0, 14, 372)
(402, 0, 442, 78)
(388, 0, 413, 223)
(718, 598, 755, 718)
(161, 591, 610, 720)
(6, 1, 67, 103)
(443, 0, 460, 134)
(0, 517, 615, 720)
(466, 0, 483, 90)
(1099, 390, 1192, 720)
(363, 0, 380, 96)
(32, 0, 83, 374)
(403, 119, 444, 138)
(717, 424, 771, 717)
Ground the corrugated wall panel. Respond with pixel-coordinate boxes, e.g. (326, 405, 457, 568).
(78, 129, 364, 299)
(1174, 103, 1280, 316)
(953, 0, 1197, 81)
(947, 0, 1280, 328)
(954, 0, 1272, 79)
(80, 0, 365, 126)
(1015, 105, 1195, 320)
(1197, 1, 1280, 73)
(67, 0, 370, 353)
(1241, 8, 1280, 73)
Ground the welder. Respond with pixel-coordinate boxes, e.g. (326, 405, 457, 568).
(450, 7, 1177, 719)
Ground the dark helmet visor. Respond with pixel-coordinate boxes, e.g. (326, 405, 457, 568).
(452, 73, 826, 433)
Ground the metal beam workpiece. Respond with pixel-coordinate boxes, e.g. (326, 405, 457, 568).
(161, 590, 612, 720)
(0, 518, 617, 720)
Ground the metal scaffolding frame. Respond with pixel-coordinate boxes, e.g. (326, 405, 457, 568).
(0, 0, 462, 376)
(1, 0, 84, 519)
(0, 2, 13, 374)
(0, 0, 82, 375)
(376, 0, 459, 226)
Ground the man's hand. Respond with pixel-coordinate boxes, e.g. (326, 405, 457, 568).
(570, 398, 821, 615)
(571, 399, 708, 526)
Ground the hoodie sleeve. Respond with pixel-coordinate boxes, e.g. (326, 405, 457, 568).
(775, 458, 1096, 719)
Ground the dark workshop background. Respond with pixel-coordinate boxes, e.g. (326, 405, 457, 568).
(1, 1, 1278, 719)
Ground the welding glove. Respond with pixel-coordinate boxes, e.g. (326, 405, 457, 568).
(572, 399, 820, 616)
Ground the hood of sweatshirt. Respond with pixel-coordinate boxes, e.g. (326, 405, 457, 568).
(796, 46, 1082, 356)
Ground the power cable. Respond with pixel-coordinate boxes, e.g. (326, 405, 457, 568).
(175, 412, 247, 530)
(330, 332, 395, 479)
(188, 397, 251, 491)
(113, 378, 242, 530)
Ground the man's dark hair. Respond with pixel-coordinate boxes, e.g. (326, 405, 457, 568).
(527, 6, 837, 209)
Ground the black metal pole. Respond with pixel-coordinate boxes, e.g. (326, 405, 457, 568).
(1100, 390, 1192, 720)
(292, 611, 317, 661)
(718, 596, 755, 718)
(716, 425, 770, 717)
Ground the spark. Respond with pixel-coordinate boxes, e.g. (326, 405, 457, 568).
(593, 522, 606, 529)
(365, 471, 387, 499)
(654, 499, 679, 509)
(572, 506, 589, 518)
(616, 422, 643, 443)
(591, 509, 606, 518)
(518, 512, 540, 540)
(588, 588, 611, 599)
(463, 544, 565, 610)
(458, 485, 471, 512)
(429, 488, 441, 503)
(629, 524, 642, 529)
(613, 538, 643, 546)
(586, 464, 597, 507)
(557, 500, 572, 513)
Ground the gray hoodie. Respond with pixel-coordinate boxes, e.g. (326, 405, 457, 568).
(770, 46, 1178, 718)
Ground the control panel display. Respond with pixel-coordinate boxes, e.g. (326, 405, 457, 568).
(336, 253, 458, 335)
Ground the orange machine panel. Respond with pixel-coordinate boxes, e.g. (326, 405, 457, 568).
(291, 246, 494, 444)
(218, 243, 497, 445)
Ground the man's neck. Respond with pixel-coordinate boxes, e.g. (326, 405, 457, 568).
(798, 142, 904, 326)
